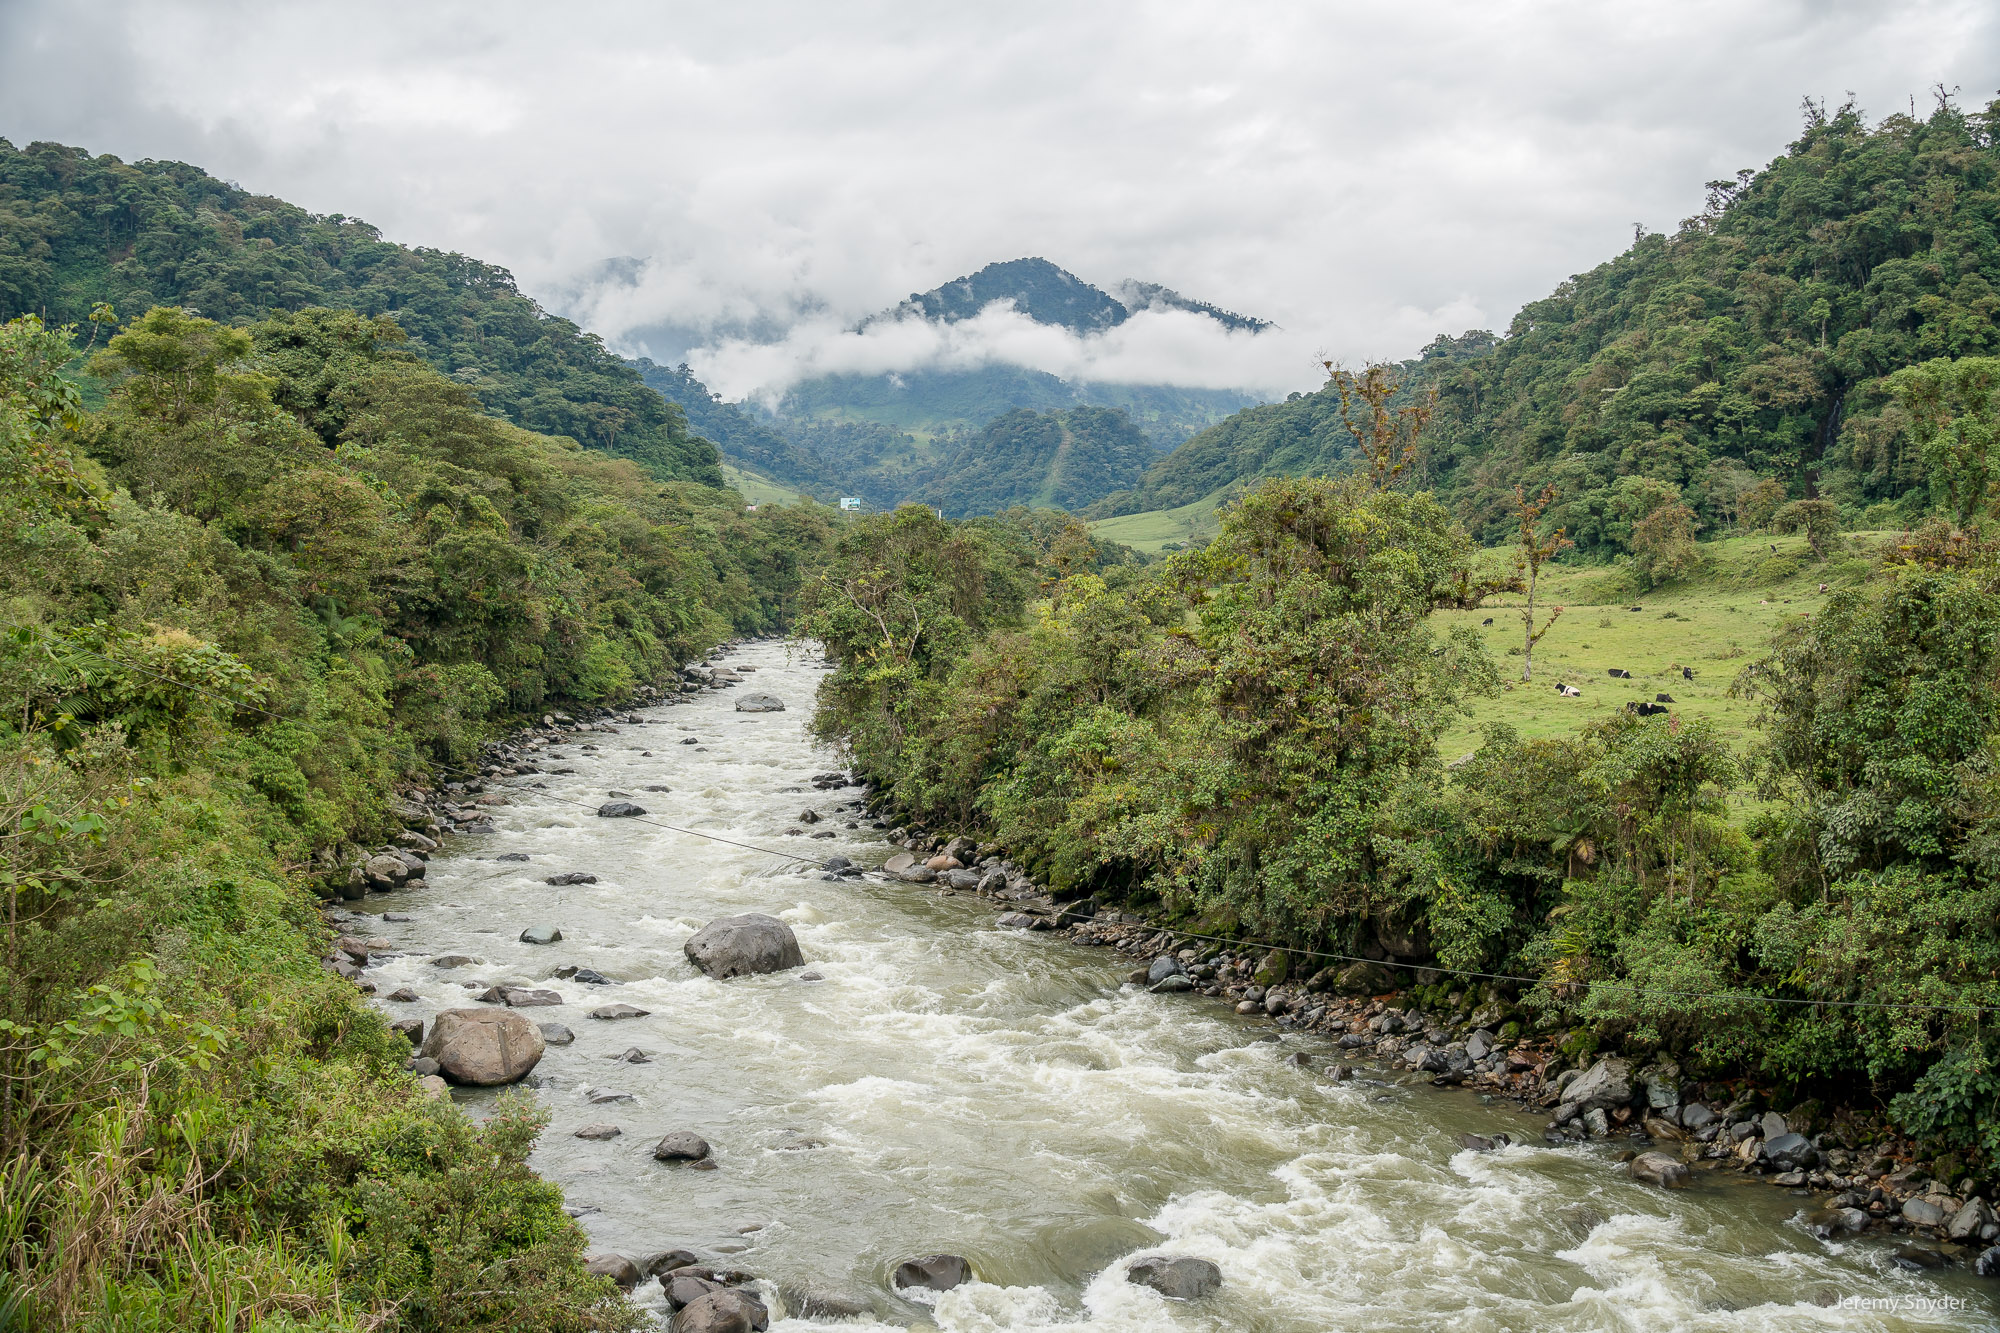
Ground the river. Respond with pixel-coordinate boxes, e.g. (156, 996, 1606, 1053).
(360, 640, 1997, 1331)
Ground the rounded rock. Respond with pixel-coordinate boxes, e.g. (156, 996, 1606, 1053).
(891, 1254, 971, 1292)
(654, 1131, 713, 1162)
(733, 693, 786, 713)
(1127, 1255, 1222, 1300)
(672, 1288, 769, 1333)
(417, 1008, 545, 1085)
(684, 914, 804, 979)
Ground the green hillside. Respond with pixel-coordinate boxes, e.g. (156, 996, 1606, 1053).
(912, 404, 1158, 516)
(630, 356, 840, 497)
(1098, 98, 2000, 546)
(0, 138, 723, 485)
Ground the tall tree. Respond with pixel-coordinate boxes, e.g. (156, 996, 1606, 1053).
(1512, 483, 1571, 681)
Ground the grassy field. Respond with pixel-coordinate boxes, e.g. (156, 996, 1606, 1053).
(721, 462, 806, 506)
(1433, 530, 1885, 763)
(1088, 490, 1229, 551)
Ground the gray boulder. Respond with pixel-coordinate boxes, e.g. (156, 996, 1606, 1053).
(1127, 1255, 1222, 1300)
(1149, 974, 1194, 993)
(591, 1002, 651, 1020)
(596, 801, 648, 818)
(883, 852, 916, 874)
(362, 853, 411, 888)
(501, 987, 563, 1007)
(1333, 961, 1396, 995)
(1147, 956, 1186, 985)
(1950, 1198, 1992, 1241)
(892, 1254, 971, 1291)
(1977, 1244, 2000, 1278)
(783, 1284, 871, 1319)
(664, 1273, 722, 1310)
(1628, 1151, 1690, 1189)
(540, 1022, 576, 1045)
(584, 1253, 643, 1287)
(519, 924, 563, 944)
(418, 1008, 545, 1085)
(653, 1131, 713, 1161)
(546, 872, 598, 886)
(1679, 1103, 1717, 1131)
(734, 693, 786, 713)
(574, 1123, 622, 1140)
(672, 1288, 769, 1333)
(1759, 1110, 1790, 1141)
(1558, 1057, 1635, 1116)
(1902, 1196, 1949, 1228)
(1760, 1133, 1817, 1173)
(684, 914, 804, 978)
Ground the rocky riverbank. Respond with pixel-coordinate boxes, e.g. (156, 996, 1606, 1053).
(307, 639, 2000, 1310)
(869, 812, 2000, 1282)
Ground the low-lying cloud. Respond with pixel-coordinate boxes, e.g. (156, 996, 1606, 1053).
(2, 0, 1994, 406)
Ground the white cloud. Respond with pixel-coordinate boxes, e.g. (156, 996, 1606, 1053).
(2, 0, 1995, 403)
(689, 301, 1324, 403)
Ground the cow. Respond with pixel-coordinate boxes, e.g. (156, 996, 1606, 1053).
(1607, 668, 1631, 678)
(1559, 684, 1582, 698)
(1626, 701, 1669, 717)
(1482, 617, 1494, 625)
(1656, 693, 1675, 703)
(1682, 666, 1695, 681)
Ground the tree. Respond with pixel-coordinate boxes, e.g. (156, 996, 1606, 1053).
(1512, 483, 1571, 681)
(1324, 361, 1434, 488)
(1771, 497, 1839, 558)
(1890, 356, 2000, 532)
(1617, 477, 1700, 587)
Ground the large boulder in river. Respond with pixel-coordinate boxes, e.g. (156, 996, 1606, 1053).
(672, 1288, 769, 1333)
(1127, 1255, 1222, 1299)
(734, 693, 786, 713)
(1628, 1151, 1690, 1189)
(684, 914, 803, 978)
(892, 1254, 970, 1292)
(597, 801, 648, 818)
(418, 1008, 545, 1085)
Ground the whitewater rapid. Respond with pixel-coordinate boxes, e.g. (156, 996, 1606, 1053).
(360, 640, 1997, 1331)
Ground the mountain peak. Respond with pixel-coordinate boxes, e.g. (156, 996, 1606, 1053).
(887, 257, 1129, 335)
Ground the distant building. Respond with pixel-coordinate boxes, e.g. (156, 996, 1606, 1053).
(839, 497, 862, 511)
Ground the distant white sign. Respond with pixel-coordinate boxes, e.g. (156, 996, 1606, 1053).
(839, 497, 862, 510)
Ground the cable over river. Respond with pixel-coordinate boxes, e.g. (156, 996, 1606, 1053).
(357, 641, 1997, 1331)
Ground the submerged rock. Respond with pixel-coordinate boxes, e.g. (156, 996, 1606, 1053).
(596, 801, 648, 818)
(1127, 1255, 1222, 1299)
(892, 1254, 971, 1292)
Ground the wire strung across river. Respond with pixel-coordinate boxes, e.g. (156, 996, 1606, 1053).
(32, 636, 2000, 1017)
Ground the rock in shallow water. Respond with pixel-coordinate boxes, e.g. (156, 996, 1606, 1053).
(418, 1008, 544, 1085)
(1127, 1255, 1222, 1300)
(672, 1288, 768, 1333)
(585, 1253, 643, 1287)
(591, 1003, 651, 1020)
(519, 924, 562, 944)
(684, 914, 803, 978)
(574, 1122, 622, 1140)
(733, 693, 786, 713)
(892, 1254, 971, 1292)
(596, 801, 647, 818)
(540, 1022, 576, 1045)
(654, 1131, 713, 1161)
(1628, 1150, 1691, 1189)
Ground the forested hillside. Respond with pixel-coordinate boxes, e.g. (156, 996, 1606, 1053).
(0, 304, 830, 1326)
(0, 138, 723, 485)
(912, 405, 1159, 516)
(630, 356, 842, 497)
(1101, 97, 2000, 551)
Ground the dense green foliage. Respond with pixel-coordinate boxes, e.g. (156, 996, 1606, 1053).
(0, 138, 722, 486)
(1103, 98, 2000, 558)
(806, 460, 2000, 1153)
(912, 405, 1159, 517)
(0, 305, 832, 1328)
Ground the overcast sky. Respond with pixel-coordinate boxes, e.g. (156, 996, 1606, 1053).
(3, 0, 1995, 400)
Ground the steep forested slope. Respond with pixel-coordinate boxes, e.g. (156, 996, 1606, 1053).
(630, 356, 841, 496)
(1105, 98, 2000, 550)
(912, 405, 1159, 516)
(0, 138, 723, 484)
